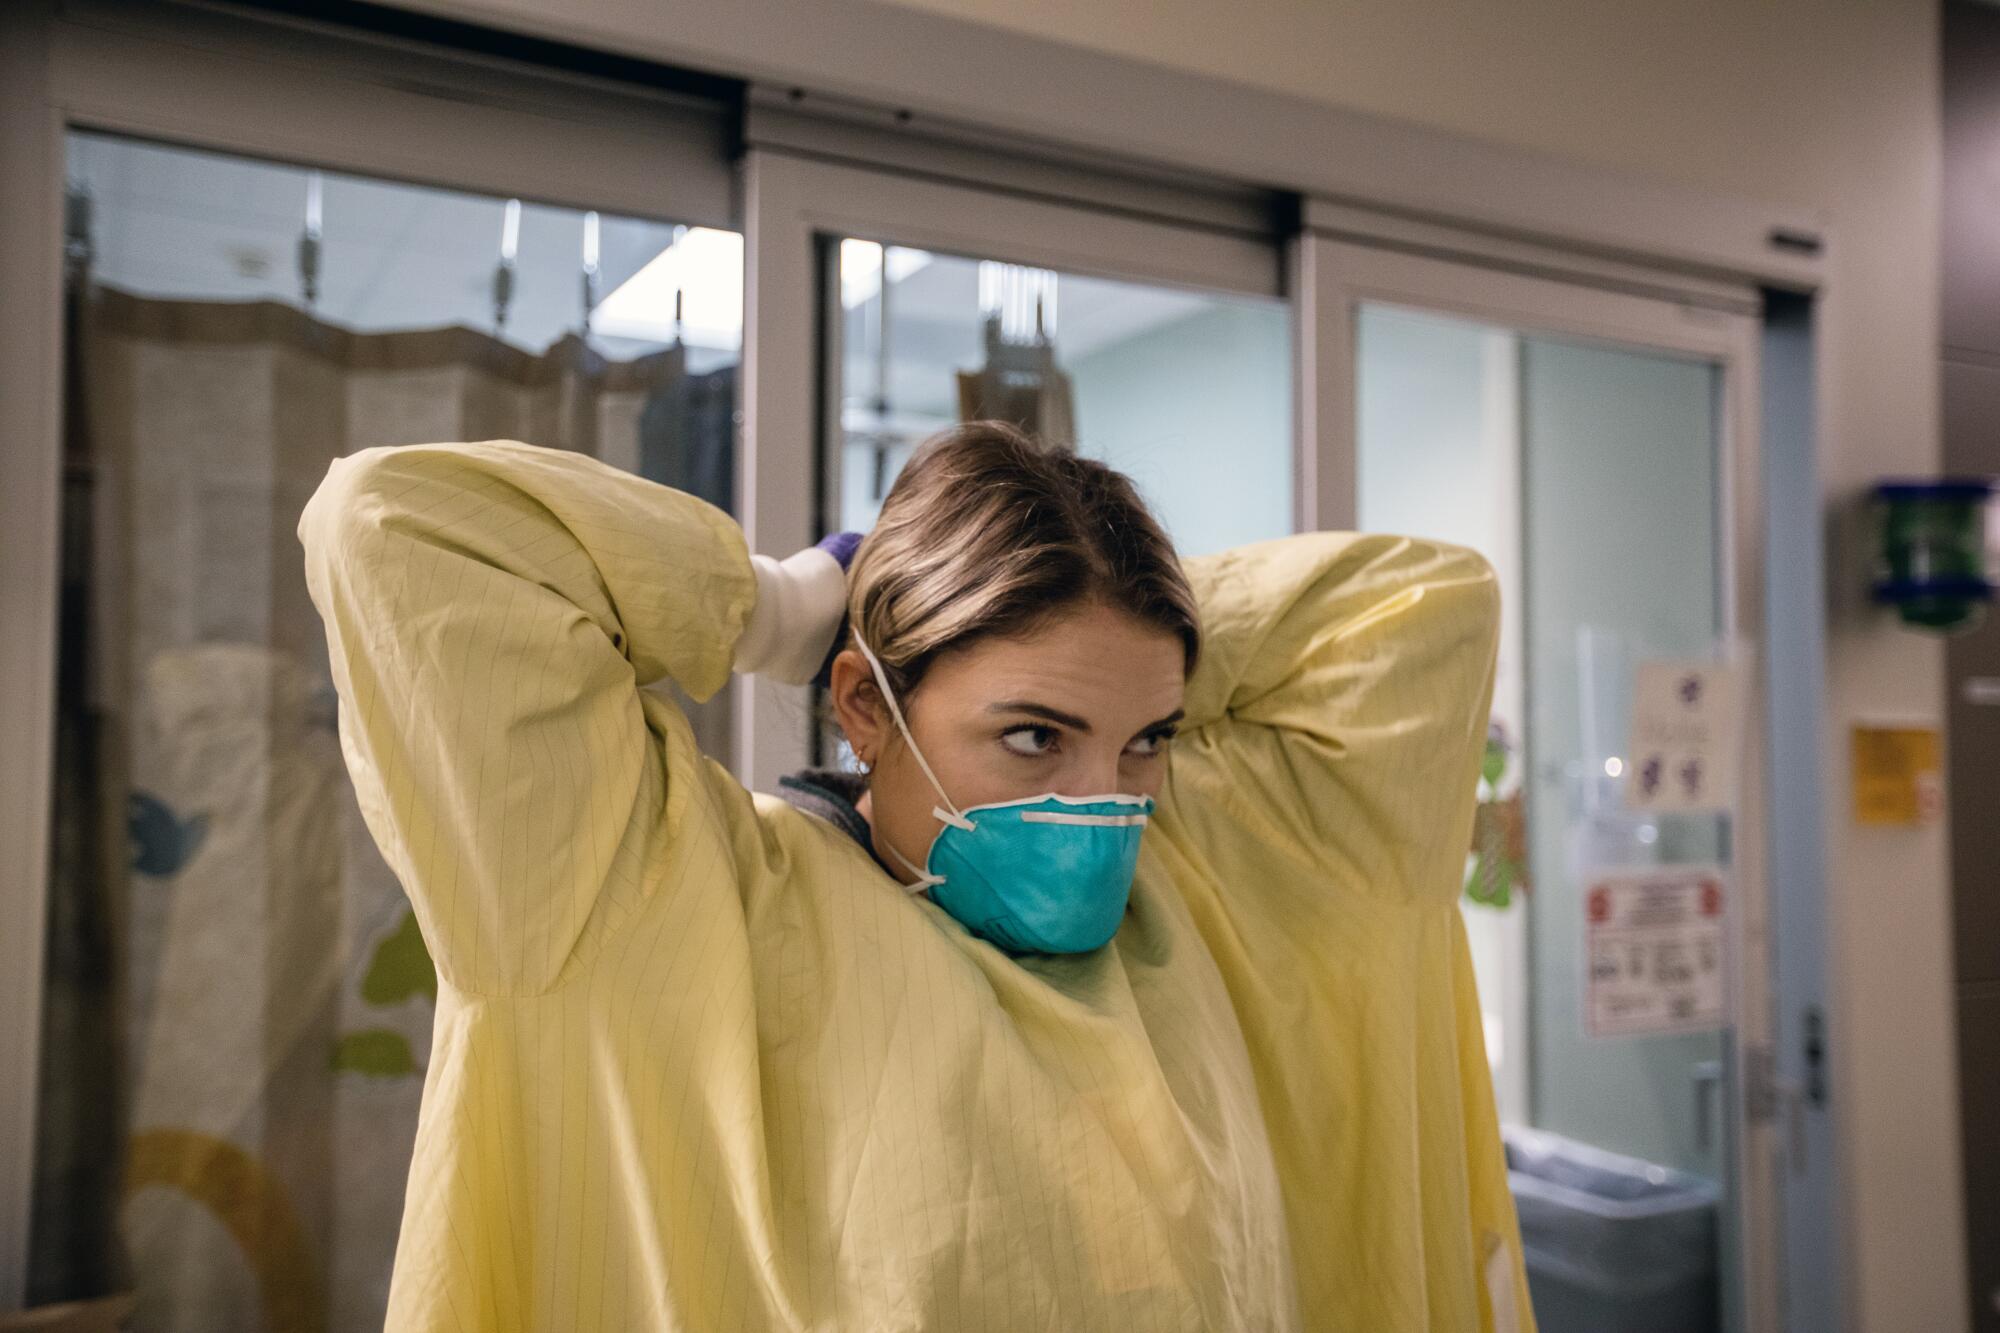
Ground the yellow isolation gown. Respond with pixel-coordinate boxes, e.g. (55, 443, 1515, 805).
(297, 438, 1532, 1331)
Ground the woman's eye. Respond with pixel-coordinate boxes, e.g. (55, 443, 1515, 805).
(1125, 729, 1176, 758)
(1001, 726, 1058, 757)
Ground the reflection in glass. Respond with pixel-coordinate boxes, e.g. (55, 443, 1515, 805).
(827, 240, 1292, 559)
(816, 239, 1291, 772)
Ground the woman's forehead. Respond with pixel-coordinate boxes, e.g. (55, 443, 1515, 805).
(924, 605, 1186, 719)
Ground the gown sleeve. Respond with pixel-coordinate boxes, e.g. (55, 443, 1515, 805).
(297, 438, 757, 996)
(1173, 531, 1501, 908)
(1160, 532, 1531, 1332)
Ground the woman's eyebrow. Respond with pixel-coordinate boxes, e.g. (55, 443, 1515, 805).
(986, 703, 1187, 735)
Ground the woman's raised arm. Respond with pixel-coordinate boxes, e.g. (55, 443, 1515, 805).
(297, 439, 756, 997)
(1171, 531, 1501, 908)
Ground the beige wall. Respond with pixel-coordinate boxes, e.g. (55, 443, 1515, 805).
(880, 1, 1957, 1326)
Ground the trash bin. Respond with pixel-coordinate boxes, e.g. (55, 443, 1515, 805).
(1504, 1126, 1721, 1333)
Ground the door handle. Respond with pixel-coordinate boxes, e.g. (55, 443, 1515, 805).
(1746, 1042, 1810, 1174)
(1785, 1078, 1808, 1174)
(1692, 1059, 1724, 1153)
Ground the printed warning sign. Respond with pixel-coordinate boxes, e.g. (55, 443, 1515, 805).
(1626, 660, 1744, 814)
(1584, 868, 1729, 1039)
(1851, 725, 1943, 828)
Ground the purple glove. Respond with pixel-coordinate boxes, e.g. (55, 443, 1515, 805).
(811, 532, 864, 689)
(816, 530, 863, 570)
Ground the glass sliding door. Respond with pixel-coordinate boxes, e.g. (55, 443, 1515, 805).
(1517, 334, 1732, 1181)
(34, 128, 740, 1331)
(738, 148, 1291, 784)
(810, 244, 1289, 771)
(1335, 242, 1773, 1333)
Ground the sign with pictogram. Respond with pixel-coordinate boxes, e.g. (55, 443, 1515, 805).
(1625, 660, 1743, 814)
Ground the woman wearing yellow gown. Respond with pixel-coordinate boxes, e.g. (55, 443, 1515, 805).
(298, 422, 1529, 1330)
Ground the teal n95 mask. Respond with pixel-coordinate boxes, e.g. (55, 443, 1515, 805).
(852, 632, 1151, 956)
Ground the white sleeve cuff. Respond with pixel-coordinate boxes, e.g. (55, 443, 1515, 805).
(735, 547, 848, 684)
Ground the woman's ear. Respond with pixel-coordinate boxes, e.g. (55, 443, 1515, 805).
(827, 648, 889, 766)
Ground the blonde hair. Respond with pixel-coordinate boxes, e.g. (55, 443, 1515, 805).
(846, 421, 1200, 699)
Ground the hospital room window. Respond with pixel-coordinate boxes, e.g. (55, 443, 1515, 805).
(30, 130, 742, 1328)
(812, 238, 1292, 768)
(822, 239, 1293, 559)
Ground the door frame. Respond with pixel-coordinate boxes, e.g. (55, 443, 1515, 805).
(1297, 229, 1780, 1331)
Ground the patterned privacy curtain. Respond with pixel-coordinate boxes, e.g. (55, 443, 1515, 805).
(34, 284, 732, 1333)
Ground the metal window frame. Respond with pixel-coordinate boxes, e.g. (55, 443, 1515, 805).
(358, 0, 1829, 297)
(741, 86, 1291, 243)
(40, 0, 736, 224)
(0, 10, 66, 1304)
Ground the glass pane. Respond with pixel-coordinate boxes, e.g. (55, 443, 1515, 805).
(1356, 305, 1530, 1122)
(827, 240, 1292, 558)
(1519, 335, 1727, 1177)
(1357, 302, 1736, 1333)
(32, 130, 740, 1330)
(818, 239, 1291, 769)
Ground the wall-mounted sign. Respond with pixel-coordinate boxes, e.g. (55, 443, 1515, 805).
(1851, 725, 1943, 827)
(1584, 867, 1730, 1039)
(1625, 660, 1744, 813)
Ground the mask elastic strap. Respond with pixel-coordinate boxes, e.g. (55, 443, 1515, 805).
(851, 632, 975, 833)
(880, 838, 945, 893)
